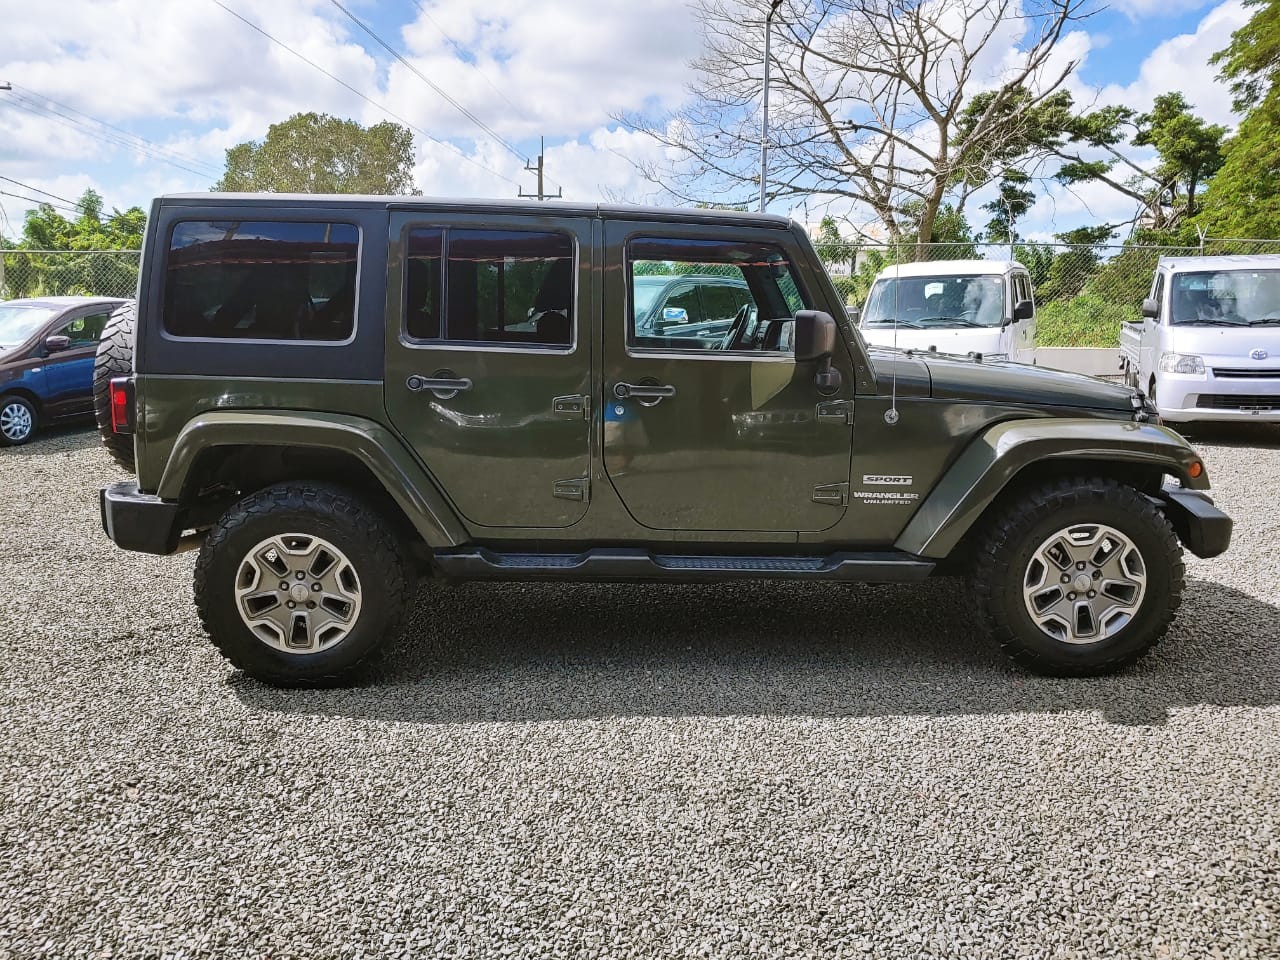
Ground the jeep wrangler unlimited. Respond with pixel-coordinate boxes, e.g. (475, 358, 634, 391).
(98, 194, 1231, 685)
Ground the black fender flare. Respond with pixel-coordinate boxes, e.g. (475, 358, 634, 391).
(894, 418, 1210, 559)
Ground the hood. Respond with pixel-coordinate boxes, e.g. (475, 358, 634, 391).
(861, 324, 1004, 356)
(918, 351, 1137, 412)
(1167, 325, 1280, 366)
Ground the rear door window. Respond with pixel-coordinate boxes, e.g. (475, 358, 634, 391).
(164, 221, 359, 341)
(57, 311, 111, 347)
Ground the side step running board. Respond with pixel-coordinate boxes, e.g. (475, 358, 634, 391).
(433, 547, 935, 583)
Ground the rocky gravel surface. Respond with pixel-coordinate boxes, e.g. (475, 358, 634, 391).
(1, 424, 1278, 960)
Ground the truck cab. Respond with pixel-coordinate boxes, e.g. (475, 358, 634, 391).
(1121, 255, 1280, 422)
(98, 195, 1227, 686)
(858, 259, 1036, 363)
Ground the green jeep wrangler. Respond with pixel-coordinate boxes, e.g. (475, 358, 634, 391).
(98, 194, 1231, 685)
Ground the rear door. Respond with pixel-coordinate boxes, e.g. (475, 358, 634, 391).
(601, 220, 855, 533)
(384, 211, 593, 529)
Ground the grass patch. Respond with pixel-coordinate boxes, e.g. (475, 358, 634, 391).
(1035, 294, 1136, 347)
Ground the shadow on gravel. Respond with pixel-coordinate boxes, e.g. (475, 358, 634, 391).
(230, 577, 1280, 726)
(0, 423, 99, 456)
(1174, 421, 1280, 449)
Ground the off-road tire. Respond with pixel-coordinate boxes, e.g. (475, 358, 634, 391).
(93, 302, 136, 471)
(969, 477, 1184, 677)
(0, 394, 38, 446)
(194, 483, 413, 686)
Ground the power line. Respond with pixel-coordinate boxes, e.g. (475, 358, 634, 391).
(210, 0, 518, 188)
(0, 189, 81, 216)
(328, 0, 528, 166)
(0, 176, 89, 212)
(0, 94, 217, 180)
(7, 85, 221, 178)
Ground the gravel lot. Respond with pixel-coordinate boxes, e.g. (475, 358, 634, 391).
(2, 424, 1278, 959)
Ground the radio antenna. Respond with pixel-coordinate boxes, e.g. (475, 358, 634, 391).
(886, 252, 901, 425)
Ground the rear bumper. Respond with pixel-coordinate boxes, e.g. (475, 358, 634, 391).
(100, 481, 181, 555)
(1159, 489, 1232, 559)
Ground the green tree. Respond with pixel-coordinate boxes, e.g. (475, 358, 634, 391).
(1197, 0, 1280, 237)
(216, 112, 419, 194)
(982, 170, 1037, 244)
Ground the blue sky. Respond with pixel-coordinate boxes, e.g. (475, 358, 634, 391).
(0, 0, 1251, 243)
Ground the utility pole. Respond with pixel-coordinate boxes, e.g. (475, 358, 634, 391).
(518, 137, 562, 201)
(759, 0, 783, 213)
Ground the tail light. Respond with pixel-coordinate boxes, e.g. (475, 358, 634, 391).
(109, 377, 135, 434)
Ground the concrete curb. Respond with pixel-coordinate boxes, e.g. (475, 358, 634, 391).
(1033, 347, 1120, 377)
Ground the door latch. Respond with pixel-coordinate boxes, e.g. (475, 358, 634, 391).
(553, 394, 589, 419)
(815, 399, 854, 426)
(553, 478, 590, 502)
(812, 482, 849, 506)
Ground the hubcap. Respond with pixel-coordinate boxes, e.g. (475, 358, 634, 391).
(1022, 523, 1147, 645)
(1, 401, 33, 441)
(234, 533, 362, 654)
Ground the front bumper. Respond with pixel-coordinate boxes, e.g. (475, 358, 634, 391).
(1159, 489, 1232, 559)
(1156, 371, 1280, 422)
(100, 481, 182, 555)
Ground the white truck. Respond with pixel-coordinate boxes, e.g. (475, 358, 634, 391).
(1120, 255, 1280, 422)
(858, 259, 1037, 363)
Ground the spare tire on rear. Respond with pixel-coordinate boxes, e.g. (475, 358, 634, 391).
(93, 301, 136, 472)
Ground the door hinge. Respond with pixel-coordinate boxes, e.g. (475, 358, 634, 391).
(553, 394, 589, 419)
(815, 399, 854, 426)
(553, 478, 590, 502)
(812, 482, 849, 506)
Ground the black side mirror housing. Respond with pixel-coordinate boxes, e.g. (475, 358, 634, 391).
(794, 310, 837, 362)
(44, 335, 71, 353)
(1013, 298, 1034, 321)
(1141, 298, 1159, 319)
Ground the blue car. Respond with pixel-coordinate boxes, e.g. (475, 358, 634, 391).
(0, 296, 129, 446)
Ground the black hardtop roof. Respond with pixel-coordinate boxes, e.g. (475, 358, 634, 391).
(156, 193, 796, 229)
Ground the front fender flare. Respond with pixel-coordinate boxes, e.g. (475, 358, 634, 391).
(157, 410, 467, 548)
(894, 418, 1209, 559)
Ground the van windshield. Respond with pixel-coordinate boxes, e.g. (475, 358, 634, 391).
(1170, 270, 1280, 326)
(862, 275, 1004, 328)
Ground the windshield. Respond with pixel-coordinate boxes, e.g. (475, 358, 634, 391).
(0, 305, 58, 348)
(1170, 270, 1280, 326)
(862, 275, 1005, 328)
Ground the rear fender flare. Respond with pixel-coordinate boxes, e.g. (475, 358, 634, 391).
(894, 418, 1210, 559)
(157, 410, 467, 548)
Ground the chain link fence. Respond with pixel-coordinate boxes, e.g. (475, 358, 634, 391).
(814, 237, 1280, 347)
(0, 249, 142, 300)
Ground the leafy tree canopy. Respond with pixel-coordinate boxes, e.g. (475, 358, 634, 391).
(216, 112, 419, 195)
(4, 189, 146, 250)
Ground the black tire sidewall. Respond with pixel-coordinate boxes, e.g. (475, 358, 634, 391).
(986, 489, 1178, 672)
(197, 493, 407, 684)
(0, 395, 37, 446)
(93, 303, 136, 470)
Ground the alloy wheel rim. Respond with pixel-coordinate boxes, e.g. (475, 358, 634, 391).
(234, 533, 362, 654)
(1022, 523, 1147, 645)
(0, 402, 33, 441)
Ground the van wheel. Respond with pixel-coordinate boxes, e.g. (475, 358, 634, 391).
(969, 477, 1183, 676)
(194, 483, 413, 686)
(93, 302, 136, 471)
(0, 394, 37, 446)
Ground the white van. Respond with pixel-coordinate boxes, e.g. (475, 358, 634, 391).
(857, 259, 1036, 362)
(1120, 255, 1280, 422)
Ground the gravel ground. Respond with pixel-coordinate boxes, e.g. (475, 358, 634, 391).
(2, 423, 1279, 960)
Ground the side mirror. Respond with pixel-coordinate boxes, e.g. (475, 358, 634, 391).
(656, 306, 688, 332)
(44, 335, 71, 353)
(845, 305, 861, 324)
(794, 310, 837, 362)
(1013, 299, 1034, 321)
(1141, 298, 1159, 319)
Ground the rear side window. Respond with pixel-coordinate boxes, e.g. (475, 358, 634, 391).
(164, 221, 359, 341)
(404, 227, 574, 347)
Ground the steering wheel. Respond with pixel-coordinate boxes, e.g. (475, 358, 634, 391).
(719, 302, 755, 351)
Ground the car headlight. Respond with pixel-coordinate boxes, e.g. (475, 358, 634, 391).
(1159, 352, 1205, 375)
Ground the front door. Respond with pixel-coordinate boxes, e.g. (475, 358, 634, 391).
(384, 212, 593, 529)
(43, 307, 113, 417)
(601, 222, 855, 533)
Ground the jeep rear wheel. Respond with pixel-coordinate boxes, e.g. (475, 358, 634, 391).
(194, 483, 412, 686)
(93, 302, 136, 471)
(969, 478, 1184, 676)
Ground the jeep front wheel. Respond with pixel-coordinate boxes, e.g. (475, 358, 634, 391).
(194, 483, 412, 686)
(969, 478, 1184, 676)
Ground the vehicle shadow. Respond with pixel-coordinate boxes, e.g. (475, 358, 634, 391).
(1, 422, 100, 456)
(1174, 421, 1280, 449)
(230, 577, 1280, 726)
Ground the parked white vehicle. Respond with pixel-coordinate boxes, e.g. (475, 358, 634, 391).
(857, 259, 1037, 362)
(1120, 255, 1280, 422)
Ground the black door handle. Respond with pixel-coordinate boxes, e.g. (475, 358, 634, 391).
(614, 382, 676, 400)
(407, 375, 473, 399)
